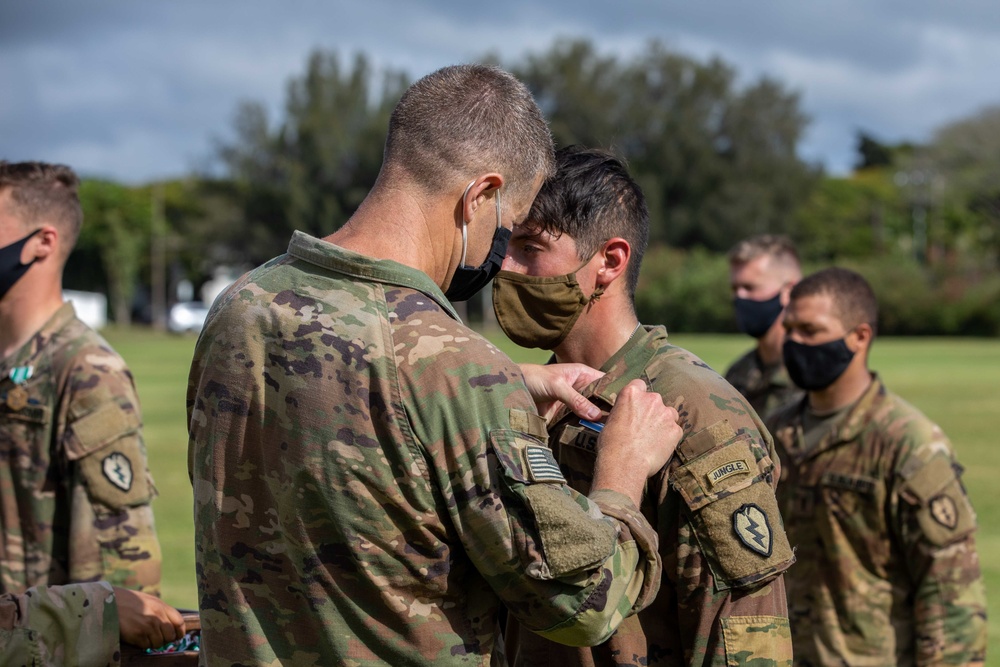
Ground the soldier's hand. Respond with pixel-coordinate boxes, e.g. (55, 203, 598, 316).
(114, 587, 186, 649)
(593, 380, 682, 506)
(520, 362, 604, 422)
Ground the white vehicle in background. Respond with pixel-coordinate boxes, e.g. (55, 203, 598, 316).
(168, 301, 211, 334)
(64, 290, 108, 329)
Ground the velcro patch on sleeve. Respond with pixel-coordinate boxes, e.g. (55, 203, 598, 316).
(526, 445, 567, 484)
(677, 419, 739, 464)
(66, 402, 140, 459)
(707, 460, 751, 488)
(524, 483, 616, 577)
(509, 408, 550, 440)
(76, 436, 153, 509)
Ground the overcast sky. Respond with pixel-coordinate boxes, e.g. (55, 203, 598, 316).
(3, 0, 999, 183)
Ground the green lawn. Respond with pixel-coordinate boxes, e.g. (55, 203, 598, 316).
(104, 327, 999, 656)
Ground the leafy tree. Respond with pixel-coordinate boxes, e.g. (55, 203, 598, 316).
(213, 52, 408, 265)
(510, 39, 818, 250)
(926, 105, 1000, 264)
(75, 181, 151, 324)
(855, 131, 894, 169)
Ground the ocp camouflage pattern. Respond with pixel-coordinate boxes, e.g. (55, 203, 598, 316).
(0, 581, 119, 666)
(724, 348, 803, 421)
(767, 374, 988, 666)
(506, 326, 794, 667)
(0, 303, 162, 596)
(187, 231, 662, 666)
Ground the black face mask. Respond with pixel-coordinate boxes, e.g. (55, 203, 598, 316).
(445, 185, 508, 302)
(782, 338, 855, 391)
(0, 229, 40, 300)
(734, 293, 783, 338)
(445, 226, 511, 302)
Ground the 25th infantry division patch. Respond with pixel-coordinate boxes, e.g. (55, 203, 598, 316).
(929, 494, 958, 529)
(732, 503, 773, 557)
(102, 452, 134, 492)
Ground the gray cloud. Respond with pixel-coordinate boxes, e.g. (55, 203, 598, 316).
(2, 0, 998, 181)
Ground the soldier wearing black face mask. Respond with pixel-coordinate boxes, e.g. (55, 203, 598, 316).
(724, 235, 804, 420)
(765, 267, 987, 667)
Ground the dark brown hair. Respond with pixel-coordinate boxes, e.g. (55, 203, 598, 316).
(790, 267, 878, 335)
(0, 161, 83, 248)
(524, 145, 648, 300)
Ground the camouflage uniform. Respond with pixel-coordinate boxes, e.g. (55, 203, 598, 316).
(187, 232, 662, 667)
(767, 375, 988, 666)
(506, 326, 795, 667)
(0, 581, 119, 666)
(724, 349, 803, 421)
(0, 302, 161, 595)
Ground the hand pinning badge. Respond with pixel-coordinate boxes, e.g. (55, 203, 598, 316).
(5, 366, 33, 411)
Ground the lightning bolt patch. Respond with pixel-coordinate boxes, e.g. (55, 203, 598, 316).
(102, 452, 134, 492)
(732, 503, 773, 557)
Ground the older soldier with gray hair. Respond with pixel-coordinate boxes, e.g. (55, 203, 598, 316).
(768, 267, 987, 666)
(187, 64, 683, 666)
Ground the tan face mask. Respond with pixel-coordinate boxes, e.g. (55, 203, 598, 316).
(492, 262, 604, 350)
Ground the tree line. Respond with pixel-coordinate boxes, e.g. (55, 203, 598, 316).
(67, 38, 1000, 335)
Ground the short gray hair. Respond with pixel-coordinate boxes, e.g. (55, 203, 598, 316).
(383, 65, 554, 201)
(727, 234, 800, 272)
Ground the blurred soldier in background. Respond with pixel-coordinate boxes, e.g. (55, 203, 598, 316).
(0, 162, 162, 597)
(188, 65, 683, 666)
(498, 146, 794, 667)
(725, 235, 803, 419)
(767, 267, 987, 666)
(0, 582, 185, 665)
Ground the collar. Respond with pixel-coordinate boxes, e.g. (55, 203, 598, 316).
(550, 324, 666, 424)
(287, 231, 461, 322)
(783, 372, 886, 463)
(1, 301, 77, 373)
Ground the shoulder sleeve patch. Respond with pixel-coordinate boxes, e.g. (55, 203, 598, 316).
(672, 432, 794, 590)
(76, 437, 153, 509)
(901, 455, 977, 547)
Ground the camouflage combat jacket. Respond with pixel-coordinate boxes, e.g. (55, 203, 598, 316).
(767, 375, 988, 666)
(0, 303, 162, 595)
(0, 581, 119, 665)
(187, 231, 662, 667)
(506, 326, 795, 667)
(724, 349, 802, 421)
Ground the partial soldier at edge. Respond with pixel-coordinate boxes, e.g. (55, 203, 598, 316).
(0, 582, 185, 665)
(0, 161, 163, 596)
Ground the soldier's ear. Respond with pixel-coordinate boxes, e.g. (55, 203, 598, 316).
(28, 225, 60, 262)
(595, 238, 630, 290)
(850, 322, 873, 353)
(779, 280, 797, 308)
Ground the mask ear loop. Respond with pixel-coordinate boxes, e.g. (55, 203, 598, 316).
(459, 181, 476, 268)
(494, 186, 503, 230)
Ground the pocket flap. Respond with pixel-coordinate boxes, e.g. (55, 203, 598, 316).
(674, 437, 768, 511)
(65, 402, 141, 460)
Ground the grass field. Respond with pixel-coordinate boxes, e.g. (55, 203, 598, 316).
(103, 327, 999, 656)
